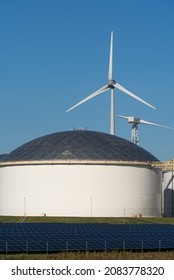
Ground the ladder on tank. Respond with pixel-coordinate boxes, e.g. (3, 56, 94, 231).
(17, 216, 27, 223)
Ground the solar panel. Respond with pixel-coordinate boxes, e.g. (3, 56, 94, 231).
(0, 223, 174, 253)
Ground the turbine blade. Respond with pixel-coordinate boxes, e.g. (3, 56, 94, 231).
(114, 114, 129, 120)
(140, 119, 174, 130)
(100, 111, 129, 120)
(108, 31, 113, 81)
(66, 84, 109, 112)
(114, 83, 156, 110)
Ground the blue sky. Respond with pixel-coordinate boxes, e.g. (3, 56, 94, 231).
(0, 0, 174, 161)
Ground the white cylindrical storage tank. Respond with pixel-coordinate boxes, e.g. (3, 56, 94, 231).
(163, 170, 174, 217)
(0, 130, 162, 217)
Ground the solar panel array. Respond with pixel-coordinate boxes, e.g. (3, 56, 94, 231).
(0, 223, 174, 253)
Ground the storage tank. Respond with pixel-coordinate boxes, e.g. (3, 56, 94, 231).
(0, 130, 162, 217)
(163, 168, 174, 217)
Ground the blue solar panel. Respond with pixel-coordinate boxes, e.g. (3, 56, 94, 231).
(0, 223, 174, 253)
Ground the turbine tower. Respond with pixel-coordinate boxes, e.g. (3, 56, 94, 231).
(67, 32, 156, 135)
(115, 114, 174, 145)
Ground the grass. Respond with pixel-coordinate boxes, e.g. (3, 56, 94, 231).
(1, 216, 174, 224)
(1, 250, 174, 260)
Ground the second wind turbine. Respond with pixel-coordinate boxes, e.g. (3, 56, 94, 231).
(66, 32, 156, 135)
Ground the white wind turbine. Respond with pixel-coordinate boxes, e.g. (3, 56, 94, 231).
(66, 31, 156, 135)
(115, 114, 174, 145)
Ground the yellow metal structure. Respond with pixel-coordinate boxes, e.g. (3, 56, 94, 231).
(151, 160, 174, 171)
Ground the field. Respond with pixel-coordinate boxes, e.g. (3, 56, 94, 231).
(1, 250, 174, 260)
(1, 216, 174, 224)
(1, 216, 174, 260)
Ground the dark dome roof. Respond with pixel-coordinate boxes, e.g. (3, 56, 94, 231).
(0, 154, 8, 160)
(1, 130, 158, 162)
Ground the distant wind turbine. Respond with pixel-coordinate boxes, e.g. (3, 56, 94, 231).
(115, 114, 174, 145)
(66, 31, 156, 135)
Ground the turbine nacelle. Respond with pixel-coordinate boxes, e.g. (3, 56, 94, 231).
(108, 80, 116, 89)
(128, 116, 141, 124)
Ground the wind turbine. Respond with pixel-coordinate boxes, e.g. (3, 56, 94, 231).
(66, 31, 156, 135)
(115, 114, 174, 145)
